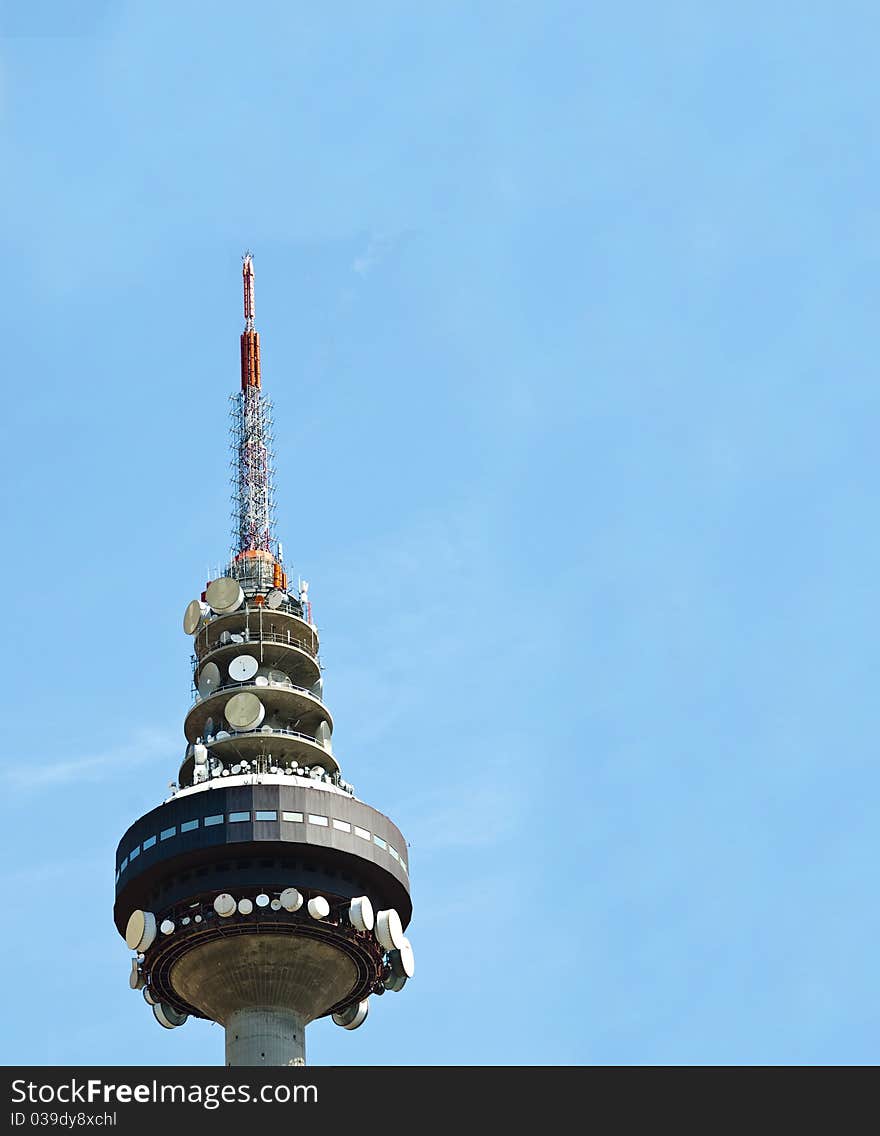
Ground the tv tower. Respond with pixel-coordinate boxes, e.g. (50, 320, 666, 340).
(113, 254, 414, 1066)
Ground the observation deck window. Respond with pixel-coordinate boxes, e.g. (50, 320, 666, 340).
(142, 836, 156, 851)
(308, 814, 328, 827)
(255, 810, 277, 821)
(181, 820, 199, 833)
(229, 811, 250, 823)
(204, 814, 224, 827)
(282, 811, 303, 823)
(373, 835, 387, 850)
(354, 826, 370, 841)
(332, 819, 351, 833)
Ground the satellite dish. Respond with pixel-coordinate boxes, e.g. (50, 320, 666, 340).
(216, 730, 230, 740)
(197, 662, 221, 698)
(280, 887, 303, 912)
(205, 576, 244, 614)
(142, 985, 159, 1006)
(375, 909, 404, 952)
(229, 654, 259, 682)
(231, 764, 242, 775)
(153, 1003, 188, 1030)
(388, 937, 415, 979)
(255, 675, 269, 687)
(349, 896, 375, 933)
(255, 893, 270, 908)
(237, 898, 254, 915)
(160, 919, 175, 935)
(183, 599, 210, 635)
(219, 631, 232, 646)
(230, 633, 244, 644)
(225, 692, 265, 731)
(194, 914, 203, 923)
(270, 899, 282, 911)
(332, 999, 369, 1030)
(307, 896, 330, 920)
(125, 910, 157, 952)
(214, 893, 236, 918)
(266, 588, 285, 610)
(181, 917, 191, 926)
(193, 743, 208, 765)
(128, 959, 144, 990)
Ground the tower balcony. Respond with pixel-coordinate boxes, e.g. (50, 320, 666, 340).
(185, 680, 332, 743)
(193, 608, 319, 660)
(194, 634, 320, 690)
(177, 725, 339, 785)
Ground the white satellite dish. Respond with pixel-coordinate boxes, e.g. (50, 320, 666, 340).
(280, 887, 303, 912)
(229, 654, 259, 682)
(216, 730, 230, 740)
(260, 724, 273, 734)
(225, 692, 265, 731)
(193, 743, 208, 765)
(214, 893, 236, 918)
(153, 1003, 188, 1030)
(255, 675, 269, 687)
(160, 919, 175, 935)
(237, 898, 254, 915)
(231, 764, 242, 775)
(125, 910, 157, 952)
(194, 914, 203, 923)
(142, 985, 159, 1006)
(197, 662, 221, 698)
(183, 599, 210, 635)
(205, 576, 243, 614)
(266, 588, 285, 610)
(375, 909, 404, 952)
(255, 893, 270, 907)
(308, 896, 330, 920)
(231, 633, 244, 644)
(332, 999, 369, 1030)
(128, 959, 144, 990)
(389, 937, 415, 979)
(384, 972, 407, 993)
(349, 896, 375, 933)
(270, 899, 282, 911)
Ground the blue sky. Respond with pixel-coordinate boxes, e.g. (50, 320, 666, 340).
(1, 1, 879, 1066)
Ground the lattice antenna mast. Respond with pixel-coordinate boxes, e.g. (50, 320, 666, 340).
(230, 252, 276, 556)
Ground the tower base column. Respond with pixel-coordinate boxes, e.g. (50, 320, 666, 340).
(225, 1008, 306, 1067)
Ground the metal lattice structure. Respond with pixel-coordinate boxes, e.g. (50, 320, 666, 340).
(229, 387, 276, 555)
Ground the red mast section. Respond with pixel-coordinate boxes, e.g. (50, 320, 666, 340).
(240, 252, 261, 390)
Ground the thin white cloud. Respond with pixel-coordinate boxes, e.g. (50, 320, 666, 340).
(6, 728, 176, 790)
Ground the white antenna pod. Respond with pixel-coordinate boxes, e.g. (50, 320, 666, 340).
(349, 896, 375, 932)
(125, 910, 157, 952)
(206, 576, 244, 614)
(307, 896, 330, 920)
(183, 599, 210, 635)
(197, 662, 221, 698)
(280, 887, 303, 912)
(332, 1000, 369, 1030)
(224, 692, 265, 731)
(229, 654, 259, 682)
(375, 908, 404, 951)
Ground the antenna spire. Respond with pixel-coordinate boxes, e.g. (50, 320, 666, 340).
(240, 252, 261, 390)
(231, 251, 274, 554)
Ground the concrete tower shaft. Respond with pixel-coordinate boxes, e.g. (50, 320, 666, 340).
(113, 255, 415, 1066)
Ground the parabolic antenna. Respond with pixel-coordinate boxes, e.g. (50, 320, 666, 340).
(308, 896, 330, 920)
(193, 743, 208, 766)
(237, 898, 254, 915)
(280, 887, 303, 912)
(143, 985, 159, 1006)
(229, 654, 259, 682)
(349, 895, 375, 932)
(205, 576, 243, 614)
(129, 960, 145, 990)
(270, 899, 281, 911)
(153, 1003, 188, 1030)
(267, 669, 290, 686)
(384, 972, 407, 993)
(255, 893, 270, 908)
(231, 633, 244, 644)
(375, 908, 404, 952)
(266, 588, 286, 610)
(214, 893, 236, 918)
(125, 909, 157, 952)
(389, 937, 415, 979)
(255, 675, 269, 687)
(332, 1000, 369, 1031)
(183, 599, 210, 635)
(197, 662, 221, 698)
(225, 691, 265, 731)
